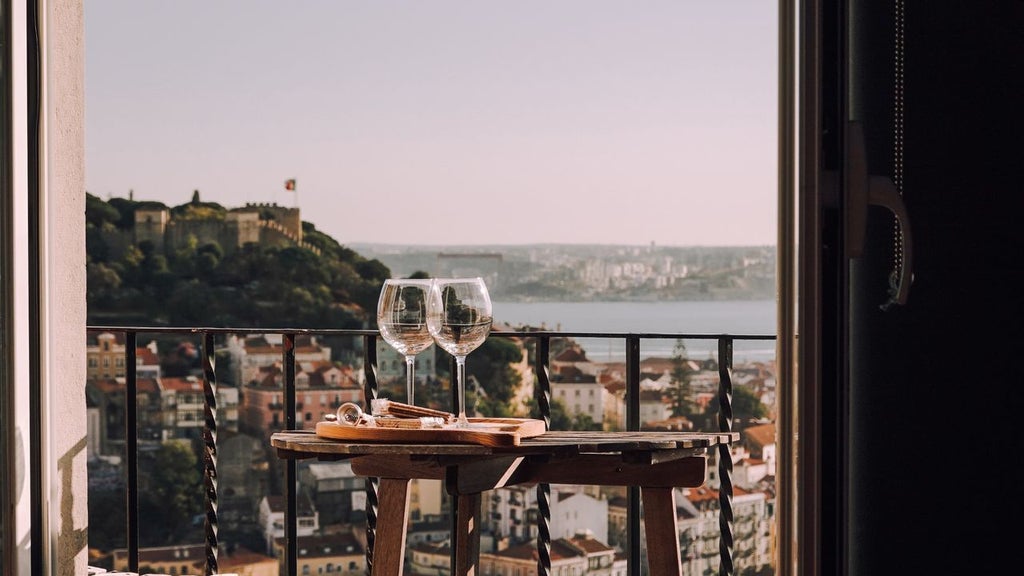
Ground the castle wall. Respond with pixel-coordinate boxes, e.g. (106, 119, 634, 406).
(134, 208, 168, 252)
(245, 204, 302, 244)
(93, 203, 316, 262)
(166, 219, 228, 253)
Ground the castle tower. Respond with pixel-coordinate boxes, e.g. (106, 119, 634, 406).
(134, 207, 169, 252)
(225, 210, 262, 248)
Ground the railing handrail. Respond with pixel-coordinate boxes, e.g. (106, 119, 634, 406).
(87, 325, 776, 341)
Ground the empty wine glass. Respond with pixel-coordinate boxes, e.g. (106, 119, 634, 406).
(427, 277, 492, 427)
(377, 278, 434, 406)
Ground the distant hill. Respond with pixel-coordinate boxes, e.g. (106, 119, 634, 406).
(86, 193, 391, 328)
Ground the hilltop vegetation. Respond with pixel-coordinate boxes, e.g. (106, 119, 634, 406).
(85, 193, 391, 328)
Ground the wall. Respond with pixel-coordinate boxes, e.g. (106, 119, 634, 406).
(47, 1, 88, 575)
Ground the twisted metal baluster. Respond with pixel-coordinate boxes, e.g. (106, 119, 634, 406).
(534, 336, 552, 576)
(201, 332, 219, 575)
(362, 335, 380, 576)
(717, 337, 735, 576)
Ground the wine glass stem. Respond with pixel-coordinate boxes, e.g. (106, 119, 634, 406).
(405, 356, 416, 406)
(455, 356, 468, 425)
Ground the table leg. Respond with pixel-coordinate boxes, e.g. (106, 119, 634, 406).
(452, 493, 481, 576)
(371, 478, 411, 576)
(642, 487, 682, 576)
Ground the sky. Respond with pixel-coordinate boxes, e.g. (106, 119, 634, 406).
(85, 1, 777, 247)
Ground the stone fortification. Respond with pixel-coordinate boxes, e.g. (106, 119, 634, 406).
(101, 202, 320, 259)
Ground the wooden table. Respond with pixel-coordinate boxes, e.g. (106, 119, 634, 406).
(271, 429, 738, 576)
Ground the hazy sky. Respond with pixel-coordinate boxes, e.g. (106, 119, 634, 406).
(85, 1, 777, 247)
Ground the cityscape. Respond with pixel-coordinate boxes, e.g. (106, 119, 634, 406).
(352, 242, 776, 304)
(83, 199, 777, 575)
(86, 328, 776, 575)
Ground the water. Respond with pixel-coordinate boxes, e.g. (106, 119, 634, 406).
(492, 299, 777, 363)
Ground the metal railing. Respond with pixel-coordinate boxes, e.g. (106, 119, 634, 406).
(87, 325, 775, 576)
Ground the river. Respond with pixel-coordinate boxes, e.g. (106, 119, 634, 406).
(492, 299, 777, 363)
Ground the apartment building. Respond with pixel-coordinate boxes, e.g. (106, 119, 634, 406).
(86, 331, 161, 380)
(271, 534, 364, 576)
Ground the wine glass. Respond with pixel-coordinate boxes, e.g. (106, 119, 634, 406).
(427, 277, 492, 427)
(377, 278, 434, 406)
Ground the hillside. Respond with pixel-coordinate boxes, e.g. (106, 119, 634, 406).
(86, 193, 391, 328)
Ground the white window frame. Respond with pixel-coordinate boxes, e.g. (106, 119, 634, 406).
(2, 1, 87, 575)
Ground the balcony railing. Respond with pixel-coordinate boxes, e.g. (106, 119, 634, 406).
(86, 325, 775, 576)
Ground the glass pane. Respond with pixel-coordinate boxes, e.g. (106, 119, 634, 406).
(86, 2, 779, 574)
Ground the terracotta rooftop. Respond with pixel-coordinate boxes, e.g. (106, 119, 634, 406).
(743, 422, 776, 447)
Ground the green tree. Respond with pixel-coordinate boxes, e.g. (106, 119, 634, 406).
(87, 260, 122, 294)
(465, 338, 523, 405)
(570, 411, 599, 431)
(138, 441, 203, 546)
(431, 338, 525, 418)
(522, 394, 599, 431)
(86, 192, 121, 229)
(669, 339, 696, 417)
(704, 385, 767, 428)
(523, 395, 572, 431)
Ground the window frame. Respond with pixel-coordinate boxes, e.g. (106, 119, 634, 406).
(0, 2, 805, 574)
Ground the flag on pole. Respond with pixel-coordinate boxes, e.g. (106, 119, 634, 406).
(285, 178, 296, 191)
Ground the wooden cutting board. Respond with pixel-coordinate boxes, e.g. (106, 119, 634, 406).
(315, 417, 546, 447)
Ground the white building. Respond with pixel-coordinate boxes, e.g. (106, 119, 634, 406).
(483, 485, 537, 545)
(674, 485, 772, 576)
(549, 490, 608, 544)
(159, 376, 240, 439)
(480, 535, 626, 576)
(551, 380, 604, 426)
(258, 494, 319, 555)
(226, 333, 333, 386)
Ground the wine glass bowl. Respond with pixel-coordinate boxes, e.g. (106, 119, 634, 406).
(377, 278, 434, 406)
(427, 277, 492, 427)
